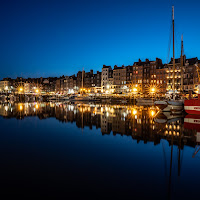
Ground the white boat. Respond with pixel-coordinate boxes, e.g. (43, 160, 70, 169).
(155, 99, 184, 112)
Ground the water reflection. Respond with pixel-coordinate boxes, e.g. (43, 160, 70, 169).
(0, 102, 198, 149)
(1, 102, 200, 198)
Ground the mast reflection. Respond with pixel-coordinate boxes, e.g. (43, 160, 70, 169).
(0, 102, 198, 150)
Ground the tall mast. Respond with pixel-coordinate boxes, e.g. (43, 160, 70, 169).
(181, 35, 184, 92)
(172, 6, 175, 100)
(82, 68, 84, 94)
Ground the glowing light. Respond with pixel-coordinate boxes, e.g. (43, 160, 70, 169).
(19, 105, 23, 111)
(151, 87, 155, 93)
(5, 106, 8, 112)
(35, 89, 39, 93)
(35, 104, 39, 109)
(5, 86, 8, 91)
(150, 110, 155, 117)
(132, 87, 138, 94)
(132, 109, 137, 115)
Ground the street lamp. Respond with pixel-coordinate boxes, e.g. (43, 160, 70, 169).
(19, 87, 23, 93)
(132, 87, 138, 94)
(18, 87, 23, 102)
(150, 86, 156, 101)
(132, 109, 137, 115)
(132, 86, 138, 104)
(150, 87, 156, 93)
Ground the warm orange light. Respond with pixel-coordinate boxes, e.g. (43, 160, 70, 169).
(132, 109, 137, 115)
(35, 89, 39, 93)
(133, 88, 137, 92)
(19, 87, 23, 92)
(151, 87, 155, 93)
(150, 110, 155, 117)
(35, 104, 39, 109)
(19, 105, 23, 111)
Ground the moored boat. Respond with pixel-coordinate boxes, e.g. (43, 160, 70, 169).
(184, 98, 200, 114)
(155, 99, 184, 112)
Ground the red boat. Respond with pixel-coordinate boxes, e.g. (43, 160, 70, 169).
(184, 114, 200, 131)
(184, 98, 200, 115)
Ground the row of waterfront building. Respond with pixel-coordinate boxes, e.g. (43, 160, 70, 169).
(1, 54, 200, 96)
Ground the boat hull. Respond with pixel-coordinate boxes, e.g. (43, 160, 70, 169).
(155, 100, 183, 112)
(154, 101, 168, 110)
(184, 99, 200, 114)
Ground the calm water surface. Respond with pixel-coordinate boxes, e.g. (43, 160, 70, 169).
(0, 102, 200, 199)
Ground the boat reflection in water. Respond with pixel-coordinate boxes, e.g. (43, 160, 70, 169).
(1, 102, 200, 198)
(184, 114, 200, 157)
(0, 102, 197, 147)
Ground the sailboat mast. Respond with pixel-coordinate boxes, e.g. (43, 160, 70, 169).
(82, 69, 83, 89)
(172, 6, 175, 100)
(82, 68, 84, 94)
(181, 35, 184, 92)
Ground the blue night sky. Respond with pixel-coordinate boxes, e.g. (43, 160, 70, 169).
(0, 0, 199, 79)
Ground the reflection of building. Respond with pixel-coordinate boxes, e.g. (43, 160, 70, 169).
(0, 103, 197, 149)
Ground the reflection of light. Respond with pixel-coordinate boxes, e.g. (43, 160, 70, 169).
(150, 110, 155, 117)
(174, 125, 176, 130)
(50, 102, 55, 107)
(5, 106, 8, 112)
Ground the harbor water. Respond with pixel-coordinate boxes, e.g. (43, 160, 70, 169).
(0, 102, 200, 199)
